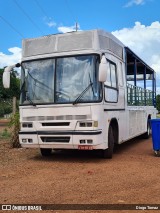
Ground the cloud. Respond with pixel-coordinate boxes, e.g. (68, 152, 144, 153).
(58, 23, 80, 33)
(44, 17, 56, 28)
(124, 0, 146, 7)
(0, 47, 21, 69)
(47, 21, 56, 28)
(112, 21, 160, 91)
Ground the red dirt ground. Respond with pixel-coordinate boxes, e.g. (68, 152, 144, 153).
(0, 124, 160, 213)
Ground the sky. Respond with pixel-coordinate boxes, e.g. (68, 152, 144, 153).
(0, 0, 160, 92)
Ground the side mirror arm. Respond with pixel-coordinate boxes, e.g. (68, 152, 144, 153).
(3, 63, 21, 88)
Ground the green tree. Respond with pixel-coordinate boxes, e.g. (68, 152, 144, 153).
(156, 95, 160, 113)
(0, 68, 21, 147)
(0, 68, 20, 117)
(0, 68, 20, 99)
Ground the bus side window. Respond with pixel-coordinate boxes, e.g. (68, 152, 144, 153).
(104, 60, 118, 103)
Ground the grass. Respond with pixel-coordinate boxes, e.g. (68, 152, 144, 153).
(0, 128, 11, 139)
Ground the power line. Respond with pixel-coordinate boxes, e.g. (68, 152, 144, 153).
(0, 15, 24, 38)
(34, 0, 57, 32)
(34, 0, 48, 18)
(14, 0, 44, 35)
(65, 0, 77, 22)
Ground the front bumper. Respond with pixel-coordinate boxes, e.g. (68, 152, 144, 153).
(19, 130, 105, 149)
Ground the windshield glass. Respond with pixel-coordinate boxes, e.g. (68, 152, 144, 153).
(20, 55, 101, 105)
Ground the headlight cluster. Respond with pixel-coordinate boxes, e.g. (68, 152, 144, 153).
(79, 121, 98, 127)
(22, 138, 33, 143)
(22, 123, 33, 128)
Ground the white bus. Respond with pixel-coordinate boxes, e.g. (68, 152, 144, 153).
(3, 29, 157, 158)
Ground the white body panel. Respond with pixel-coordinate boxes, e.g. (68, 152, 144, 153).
(19, 104, 156, 149)
(19, 104, 105, 149)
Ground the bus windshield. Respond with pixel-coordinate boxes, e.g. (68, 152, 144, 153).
(20, 55, 102, 105)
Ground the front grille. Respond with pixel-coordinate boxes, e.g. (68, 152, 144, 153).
(41, 137, 70, 143)
(42, 122, 70, 126)
(23, 114, 91, 121)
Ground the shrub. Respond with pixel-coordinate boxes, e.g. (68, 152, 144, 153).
(9, 112, 21, 148)
(0, 128, 11, 139)
(0, 105, 4, 117)
(0, 100, 12, 117)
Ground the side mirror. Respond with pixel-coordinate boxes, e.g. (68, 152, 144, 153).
(3, 63, 21, 88)
(99, 55, 107, 82)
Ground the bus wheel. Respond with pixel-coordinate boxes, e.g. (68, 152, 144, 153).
(40, 148, 52, 156)
(142, 120, 151, 139)
(101, 125, 114, 159)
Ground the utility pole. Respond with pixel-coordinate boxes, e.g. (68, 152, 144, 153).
(76, 22, 78, 31)
(12, 96, 16, 115)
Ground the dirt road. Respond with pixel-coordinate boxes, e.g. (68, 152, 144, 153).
(0, 125, 160, 212)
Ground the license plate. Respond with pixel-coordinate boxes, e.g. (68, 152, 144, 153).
(78, 145, 93, 150)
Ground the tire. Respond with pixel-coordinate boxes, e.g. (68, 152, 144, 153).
(101, 125, 114, 159)
(154, 150, 160, 157)
(142, 120, 151, 139)
(40, 148, 52, 157)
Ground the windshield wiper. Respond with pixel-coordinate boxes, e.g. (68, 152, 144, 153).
(20, 82, 36, 106)
(19, 74, 36, 106)
(73, 73, 95, 105)
(89, 73, 95, 97)
(73, 82, 93, 105)
(26, 94, 36, 106)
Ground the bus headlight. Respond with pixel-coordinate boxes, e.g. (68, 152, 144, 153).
(22, 139, 27, 143)
(21, 138, 33, 143)
(93, 121, 98, 127)
(79, 121, 98, 127)
(22, 123, 33, 128)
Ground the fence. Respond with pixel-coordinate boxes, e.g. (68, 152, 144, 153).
(127, 83, 154, 106)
